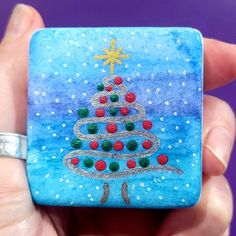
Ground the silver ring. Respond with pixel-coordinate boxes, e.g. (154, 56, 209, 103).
(0, 133, 27, 160)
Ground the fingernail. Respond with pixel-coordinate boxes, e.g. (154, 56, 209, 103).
(205, 127, 232, 169)
(4, 4, 33, 39)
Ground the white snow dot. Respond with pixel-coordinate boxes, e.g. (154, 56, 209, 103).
(168, 82, 172, 87)
(156, 87, 161, 93)
(148, 100, 153, 105)
(45, 173, 50, 178)
(65, 137, 70, 141)
(144, 49, 148, 53)
(186, 120, 190, 124)
(51, 111, 55, 115)
(146, 88, 151, 93)
(192, 163, 195, 167)
(161, 128, 165, 132)
(88, 46, 93, 51)
(63, 63, 68, 68)
(131, 184, 135, 190)
(156, 44, 162, 48)
(193, 153, 196, 157)
(41, 73, 46, 78)
(176, 38, 182, 44)
(198, 87, 202, 91)
(183, 70, 187, 75)
(147, 187, 152, 192)
(55, 98, 60, 103)
(34, 101, 39, 105)
(70, 201, 74, 205)
(55, 194, 60, 199)
(68, 109, 73, 114)
(182, 82, 186, 86)
(62, 123, 67, 128)
(103, 38, 107, 42)
(173, 111, 178, 116)
(96, 186, 99, 190)
(175, 126, 180, 131)
(136, 72, 140, 77)
(166, 57, 169, 61)
(60, 148, 64, 152)
(41, 146, 46, 151)
(174, 186, 178, 191)
(186, 58, 190, 62)
(165, 101, 170, 106)
(82, 62, 87, 67)
(161, 176, 165, 180)
(82, 92, 87, 96)
(176, 159, 180, 163)
(66, 179, 70, 183)
(34, 91, 39, 96)
(48, 59, 52, 63)
(52, 133, 57, 137)
(29, 126, 33, 130)
(168, 145, 172, 149)
(186, 183, 190, 188)
(71, 94, 76, 99)
(35, 112, 40, 117)
(136, 196, 140, 200)
(184, 101, 188, 105)
(84, 80, 88, 84)
(59, 178, 63, 182)
(137, 63, 142, 67)
(109, 31, 114, 35)
(66, 52, 71, 57)
(46, 46, 50, 50)
(90, 198, 94, 202)
(181, 198, 185, 202)
(88, 193, 92, 198)
(178, 139, 183, 143)
(35, 190, 39, 195)
(47, 126, 51, 130)
(160, 116, 164, 122)
(76, 73, 80, 77)
(42, 92, 46, 96)
(94, 64, 99, 68)
(127, 77, 131, 82)
(52, 155, 56, 159)
(68, 78, 72, 83)
(81, 33, 86, 37)
(79, 185, 83, 189)
(168, 69, 172, 74)
(128, 44, 133, 49)
(140, 183, 145, 187)
(159, 196, 163, 200)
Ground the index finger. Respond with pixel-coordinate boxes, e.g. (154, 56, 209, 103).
(204, 38, 236, 91)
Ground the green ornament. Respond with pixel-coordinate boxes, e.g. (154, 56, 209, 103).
(84, 158, 94, 168)
(139, 158, 150, 168)
(87, 123, 98, 134)
(127, 140, 138, 151)
(102, 140, 112, 151)
(125, 121, 135, 131)
(78, 107, 89, 118)
(97, 83, 104, 91)
(110, 94, 119, 102)
(71, 138, 82, 149)
(109, 107, 117, 116)
(109, 162, 119, 172)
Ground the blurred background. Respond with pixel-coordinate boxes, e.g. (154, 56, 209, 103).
(1, 0, 236, 234)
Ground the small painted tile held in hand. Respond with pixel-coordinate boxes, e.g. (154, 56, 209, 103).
(27, 27, 203, 208)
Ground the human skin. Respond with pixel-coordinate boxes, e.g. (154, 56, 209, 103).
(0, 4, 235, 236)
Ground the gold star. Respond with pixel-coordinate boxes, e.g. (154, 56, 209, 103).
(94, 38, 129, 74)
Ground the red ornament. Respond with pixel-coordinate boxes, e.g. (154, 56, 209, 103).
(114, 76, 123, 85)
(127, 159, 136, 169)
(95, 160, 106, 171)
(120, 107, 129, 116)
(114, 141, 124, 151)
(99, 96, 108, 104)
(105, 85, 112, 92)
(157, 154, 168, 165)
(96, 108, 105, 117)
(142, 140, 152, 149)
(71, 157, 79, 165)
(125, 92, 136, 103)
(106, 123, 118, 133)
(142, 120, 153, 130)
(90, 141, 99, 150)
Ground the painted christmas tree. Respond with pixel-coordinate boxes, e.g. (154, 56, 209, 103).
(64, 39, 183, 204)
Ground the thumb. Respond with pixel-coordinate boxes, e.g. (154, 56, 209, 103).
(0, 4, 45, 134)
(0, 4, 45, 232)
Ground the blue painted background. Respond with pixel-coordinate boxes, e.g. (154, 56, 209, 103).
(27, 28, 202, 208)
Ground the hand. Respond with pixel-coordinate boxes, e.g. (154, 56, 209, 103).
(0, 4, 235, 236)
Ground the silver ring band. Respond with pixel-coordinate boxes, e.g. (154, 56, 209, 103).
(0, 133, 27, 160)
